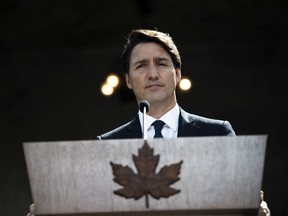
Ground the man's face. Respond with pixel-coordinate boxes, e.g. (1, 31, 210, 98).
(125, 42, 181, 106)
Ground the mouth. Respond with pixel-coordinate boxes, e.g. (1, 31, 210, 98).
(145, 83, 164, 89)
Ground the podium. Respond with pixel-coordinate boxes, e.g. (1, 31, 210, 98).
(23, 135, 267, 216)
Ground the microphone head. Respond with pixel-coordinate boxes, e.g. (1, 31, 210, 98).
(139, 100, 150, 113)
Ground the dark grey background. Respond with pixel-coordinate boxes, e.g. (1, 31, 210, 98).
(1, 0, 287, 215)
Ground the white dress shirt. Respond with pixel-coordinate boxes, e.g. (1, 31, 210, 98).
(138, 104, 180, 139)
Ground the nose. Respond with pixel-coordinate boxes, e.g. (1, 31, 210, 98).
(147, 65, 159, 80)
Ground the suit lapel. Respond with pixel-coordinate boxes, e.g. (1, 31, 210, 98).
(177, 108, 199, 137)
(125, 116, 143, 138)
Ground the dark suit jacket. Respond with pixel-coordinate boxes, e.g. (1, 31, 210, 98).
(98, 108, 235, 140)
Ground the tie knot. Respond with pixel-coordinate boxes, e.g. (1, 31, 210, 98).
(152, 120, 165, 138)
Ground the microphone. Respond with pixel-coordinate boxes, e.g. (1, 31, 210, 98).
(139, 100, 150, 113)
(139, 100, 150, 140)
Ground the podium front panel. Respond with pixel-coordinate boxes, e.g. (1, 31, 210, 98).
(23, 135, 267, 215)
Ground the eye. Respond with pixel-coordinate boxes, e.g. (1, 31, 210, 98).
(136, 64, 144, 69)
(158, 61, 167, 66)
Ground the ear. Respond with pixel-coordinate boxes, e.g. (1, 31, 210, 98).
(175, 68, 182, 84)
(125, 73, 133, 89)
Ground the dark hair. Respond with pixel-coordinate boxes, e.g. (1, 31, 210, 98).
(122, 29, 182, 73)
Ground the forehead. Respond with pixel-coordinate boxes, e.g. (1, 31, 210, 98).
(130, 42, 171, 62)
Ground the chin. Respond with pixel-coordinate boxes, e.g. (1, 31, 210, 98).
(147, 96, 168, 104)
(143, 91, 171, 103)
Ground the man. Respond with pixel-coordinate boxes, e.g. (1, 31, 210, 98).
(27, 29, 270, 216)
(97, 29, 235, 140)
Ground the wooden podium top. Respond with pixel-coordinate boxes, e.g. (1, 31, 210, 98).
(23, 135, 267, 216)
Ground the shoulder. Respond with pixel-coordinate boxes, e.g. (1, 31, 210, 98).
(97, 122, 130, 140)
(97, 117, 142, 140)
(179, 109, 236, 136)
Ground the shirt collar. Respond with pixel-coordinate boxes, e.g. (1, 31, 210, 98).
(138, 103, 180, 133)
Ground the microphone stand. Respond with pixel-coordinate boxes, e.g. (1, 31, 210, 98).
(143, 106, 148, 140)
(139, 100, 150, 140)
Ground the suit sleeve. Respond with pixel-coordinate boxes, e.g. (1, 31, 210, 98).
(223, 120, 236, 136)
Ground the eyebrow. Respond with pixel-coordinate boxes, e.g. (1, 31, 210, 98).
(133, 59, 148, 66)
(133, 57, 170, 66)
(154, 57, 170, 62)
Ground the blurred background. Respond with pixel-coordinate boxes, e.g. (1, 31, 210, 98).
(0, 0, 287, 215)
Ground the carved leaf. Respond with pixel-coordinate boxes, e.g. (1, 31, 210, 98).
(110, 141, 183, 208)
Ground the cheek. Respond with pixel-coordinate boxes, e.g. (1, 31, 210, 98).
(126, 76, 139, 90)
(166, 73, 178, 86)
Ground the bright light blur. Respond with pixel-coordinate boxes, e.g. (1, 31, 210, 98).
(106, 74, 119, 88)
(179, 78, 192, 91)
(101, 83, 114, 96)
(100, 74, 120, 96)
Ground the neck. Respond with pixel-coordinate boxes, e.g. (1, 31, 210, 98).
(146, 100, 177, 119)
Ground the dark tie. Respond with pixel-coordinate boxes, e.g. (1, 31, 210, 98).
(152, 120, 165, 138)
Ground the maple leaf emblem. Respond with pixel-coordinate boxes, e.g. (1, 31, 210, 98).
(110, 141, 183, 208)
